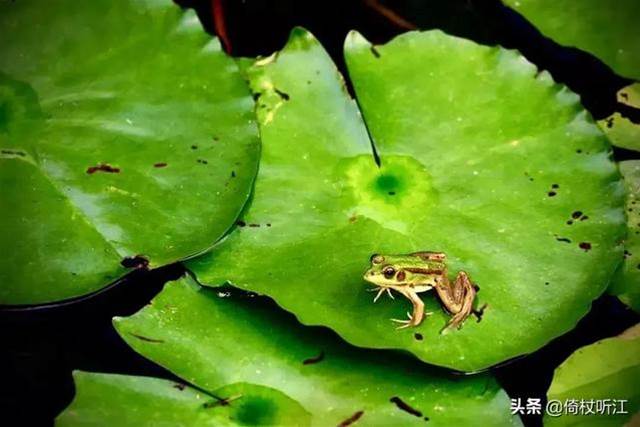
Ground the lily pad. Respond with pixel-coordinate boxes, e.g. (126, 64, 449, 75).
(544, 324, 640, 426)
(503, 0, 640, 80)
(57, 372, 311, 427)
(609, 161, 640, 312)
(0, 0, 260, 305)
(111, 276, 520, 426)
(188, 28, 625, 372)
(598, 84, 640, 152)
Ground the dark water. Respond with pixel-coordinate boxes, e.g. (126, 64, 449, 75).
(2, 1, 639, 426)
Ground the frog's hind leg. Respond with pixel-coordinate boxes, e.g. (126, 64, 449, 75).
(438, 272, 477, 333)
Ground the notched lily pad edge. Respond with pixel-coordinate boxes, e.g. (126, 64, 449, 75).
(185, 269, 521, 374)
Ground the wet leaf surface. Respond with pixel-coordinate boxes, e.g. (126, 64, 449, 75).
(109, 276, 520, 426)
(0, 0, 260, 304)
(188, 28, 625, 372)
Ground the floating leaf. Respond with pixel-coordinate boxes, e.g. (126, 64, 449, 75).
(0, 0, 259, 305)
(609, 161, 640, 312)
(598, 84, 640, 152)
(188, 28, 624, 372)
(544, 324, 640, 426)
(504, 0, 640, 80)
(57, 372, 311, 427)
(111, 276, 519, 426)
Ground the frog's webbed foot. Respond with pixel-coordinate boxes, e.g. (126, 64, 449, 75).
(391, 312, 414, 329)
(391, 311, 431, 329)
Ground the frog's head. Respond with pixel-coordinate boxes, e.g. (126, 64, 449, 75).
(363, 252, 447, 288)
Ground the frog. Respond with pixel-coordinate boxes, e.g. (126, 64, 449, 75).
(363, 252, 477, 332)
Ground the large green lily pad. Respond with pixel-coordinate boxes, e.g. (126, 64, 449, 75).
(57, 372, 311, 426)
(503, 0, 640, 80)
(598, 84, 640, 152)
(0, 0, 260, 305)
(544, 324, 640, 426)
(188, 28, 625, 372)
(609, 161, 640, 312)
(109, 276, 520, 426)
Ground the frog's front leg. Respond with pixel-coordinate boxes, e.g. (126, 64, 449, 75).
(434, 271, 476, 332)
(391, 288, 427, 329)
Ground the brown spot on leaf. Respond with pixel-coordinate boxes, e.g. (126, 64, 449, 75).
(87, 163, 120, 174)
(274, 88, 290, 101)
(236, 220, 246, 227)
(173, 383, 186, 391)
(370, 45, 381, 58)
(606, 117, 614, 128)
(414, 333, 423, 341)
(579, 242, 592, 252)
(197, 159, 208, 164)
(153, 162, 167, 168)
(338, 410, 364, 427)
(390, 396, 422, 417)
(303, 351, 325, 365)
(555, 236, 571, 243)
(129, 332, 164, 343)
(572, 211, 583, 219)
(548, 191, 557, 197)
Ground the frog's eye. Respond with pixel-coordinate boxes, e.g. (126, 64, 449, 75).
(371, 254, 384, 264)
(383, 266, 396, 278)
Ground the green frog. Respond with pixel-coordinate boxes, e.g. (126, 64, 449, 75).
(363, 252, 477, 332)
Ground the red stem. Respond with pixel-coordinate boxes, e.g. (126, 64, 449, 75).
(212, 0, 232, 53)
